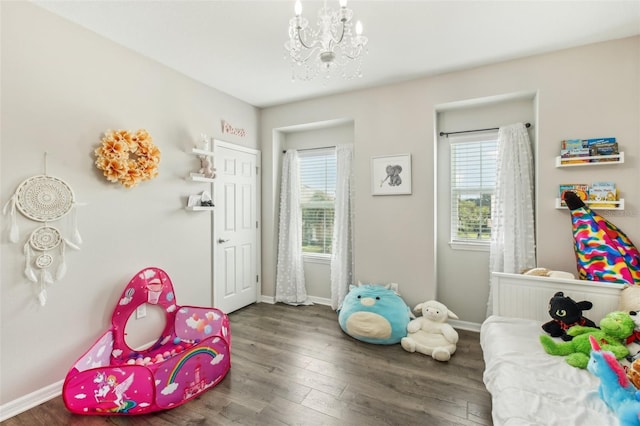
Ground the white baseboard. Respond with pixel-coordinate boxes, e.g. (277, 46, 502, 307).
(0, 380, 62, 422)
(259, 295, 332, 307)
(260, 295, 275, 304)
(307, 296, 332, 306)
(449, 319, 481, 333)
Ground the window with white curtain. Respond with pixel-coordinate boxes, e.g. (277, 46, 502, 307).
(449, 132, 498, 248)
(298, 148, 336, 256)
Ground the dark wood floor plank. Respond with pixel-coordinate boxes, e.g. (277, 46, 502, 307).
(2, 303, 492, 425)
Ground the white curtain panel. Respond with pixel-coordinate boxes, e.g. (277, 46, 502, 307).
(487, 122, 536, 316)
(275, 150, 309, 304)
(331, 145, 354, 310)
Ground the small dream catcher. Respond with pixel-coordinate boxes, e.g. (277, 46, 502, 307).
(3, 161, 82, 306)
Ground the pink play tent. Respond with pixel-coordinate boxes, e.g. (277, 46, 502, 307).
(62, 267, 231, 415)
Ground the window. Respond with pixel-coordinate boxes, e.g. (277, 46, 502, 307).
(298, 148, 336, 255)
(449, 132, 498, 247)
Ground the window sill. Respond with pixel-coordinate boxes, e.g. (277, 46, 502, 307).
(449, 241, 490, 252)
(303, 254, 331, 264)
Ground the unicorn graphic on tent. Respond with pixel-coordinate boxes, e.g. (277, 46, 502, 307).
(93, 371, 136, 413)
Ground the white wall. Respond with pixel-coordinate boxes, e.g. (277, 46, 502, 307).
(0, 2, 258, 405)
(261, 35, 640, 324)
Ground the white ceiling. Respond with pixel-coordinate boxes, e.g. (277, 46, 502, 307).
(32, 0, 640, 108)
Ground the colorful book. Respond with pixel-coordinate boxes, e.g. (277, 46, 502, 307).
(559, 184, 589, 207)
(560, 148, 591, 164)
(589, 141, 619, 162)
(561, 139, 587, 150)
(589, 182, 617, 208)
(585, 137, 616, 146)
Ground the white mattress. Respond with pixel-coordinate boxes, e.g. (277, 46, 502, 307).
(480, 315, 617, 426)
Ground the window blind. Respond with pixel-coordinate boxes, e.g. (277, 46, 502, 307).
(450, 134, 498, 244)
(298, 148, 337, 255)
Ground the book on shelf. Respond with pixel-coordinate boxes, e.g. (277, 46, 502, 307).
(560, 148, 590, 164)
(559, 184, 589, 207)
(589, 181, 618, 208)
(584, 137, 616, 146)
(560, 137, 619, 163)
(588, 138, 619, 162)
(561, 139, 587, 150)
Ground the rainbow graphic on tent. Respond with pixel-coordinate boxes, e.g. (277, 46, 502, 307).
(167, 346, 220, 385)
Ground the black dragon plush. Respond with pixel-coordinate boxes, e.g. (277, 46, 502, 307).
(542, 291, 597, 341)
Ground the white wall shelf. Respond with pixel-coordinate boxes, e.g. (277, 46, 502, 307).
(555, 198, 625, 210)
(555, 151, 624, 167)
(192, 148, 214, 157)
(188, 173, 215, 183)
(186, 148, 215, 209)
(185, 206, 215, 211)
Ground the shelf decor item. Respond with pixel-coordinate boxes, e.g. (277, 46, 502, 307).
(2, 159, 83, 305)
(94, 129, 161, 188)
(186, 191, 215, 211)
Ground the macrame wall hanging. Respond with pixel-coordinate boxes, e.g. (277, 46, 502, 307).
(3, 154, 82, 306)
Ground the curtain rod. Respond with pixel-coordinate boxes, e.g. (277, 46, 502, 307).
(282, 146, 336, 154)
(439, 122, 531, 137)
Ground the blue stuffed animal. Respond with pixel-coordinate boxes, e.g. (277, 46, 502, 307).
(587, 335, 640, 426)
(338, 283, 412, 345)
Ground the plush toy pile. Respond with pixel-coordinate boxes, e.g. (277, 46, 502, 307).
(540, 310, 634, 369)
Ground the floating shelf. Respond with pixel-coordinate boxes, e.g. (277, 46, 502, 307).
(555, 152, 624, 167)
(191, 148, 214, 157)
(185, 206, 215, 211)
(188, 173, 215, 183)
(555, 198, 625, 210)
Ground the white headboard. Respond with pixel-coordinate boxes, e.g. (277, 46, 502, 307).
(491, 272, 625, 323)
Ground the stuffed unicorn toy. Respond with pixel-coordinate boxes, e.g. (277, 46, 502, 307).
(588, 335, 640, 425)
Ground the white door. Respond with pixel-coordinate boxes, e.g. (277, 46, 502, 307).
(213, 141, 260, 313)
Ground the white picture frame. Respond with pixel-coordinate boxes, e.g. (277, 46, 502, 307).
(187, 194, 201, 207)
(371, 154, 412, 195)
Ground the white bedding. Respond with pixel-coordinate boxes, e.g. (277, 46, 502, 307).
(481, 315, 617, 426)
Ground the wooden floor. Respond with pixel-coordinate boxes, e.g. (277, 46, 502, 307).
(3, 303, 492, 426)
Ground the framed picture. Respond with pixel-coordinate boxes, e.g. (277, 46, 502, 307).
(371, 154, 412, 195)
(187, 194, 201, 207)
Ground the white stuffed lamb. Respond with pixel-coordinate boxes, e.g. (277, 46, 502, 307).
(400, 300, 459, 361)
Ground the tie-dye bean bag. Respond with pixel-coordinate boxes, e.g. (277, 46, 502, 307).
(564, 191, 640, 284)
(62, 267, 231, 415)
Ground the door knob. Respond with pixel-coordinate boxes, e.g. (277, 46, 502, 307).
(218, 238, 229, 244)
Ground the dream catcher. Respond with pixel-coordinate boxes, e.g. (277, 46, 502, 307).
(3, 161, 82, 306)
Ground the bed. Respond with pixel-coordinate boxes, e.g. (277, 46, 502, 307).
(481, 272, 626, 426)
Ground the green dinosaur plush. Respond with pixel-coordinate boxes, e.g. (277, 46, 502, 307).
(539, 311, 634, 369)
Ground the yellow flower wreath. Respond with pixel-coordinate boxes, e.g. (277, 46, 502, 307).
(94, 129, 161, 188)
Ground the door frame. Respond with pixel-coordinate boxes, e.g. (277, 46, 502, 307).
(212, 139, 262, 309)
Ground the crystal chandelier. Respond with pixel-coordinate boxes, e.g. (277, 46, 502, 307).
(285, 0, 368, 81)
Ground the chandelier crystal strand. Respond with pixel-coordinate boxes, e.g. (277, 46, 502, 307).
(285, 0, 368, 82)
